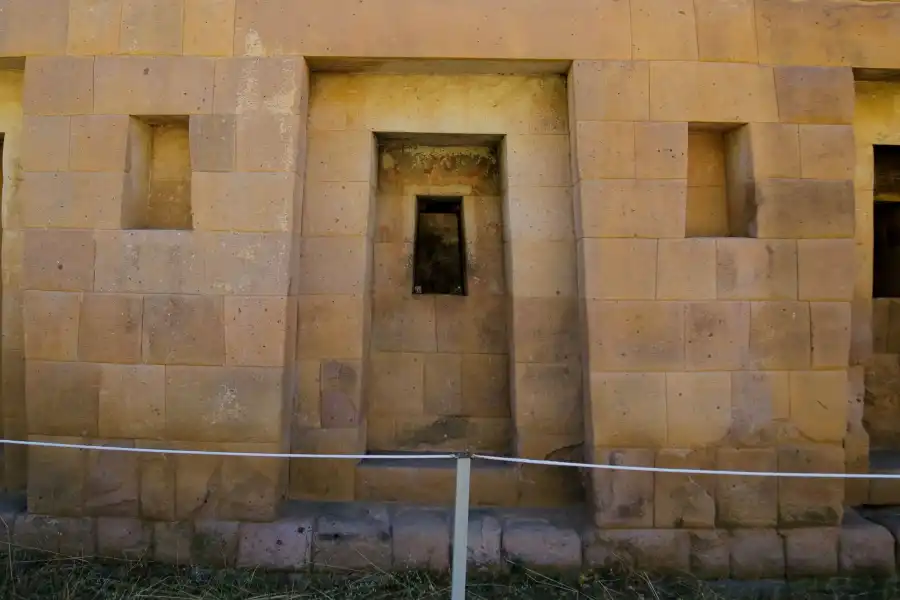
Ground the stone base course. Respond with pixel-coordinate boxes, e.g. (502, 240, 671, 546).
(0, 497, 897, 578)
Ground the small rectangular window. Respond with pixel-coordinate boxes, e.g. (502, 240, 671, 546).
(412, 196, 467, 296)
(875, 145, 900, 203)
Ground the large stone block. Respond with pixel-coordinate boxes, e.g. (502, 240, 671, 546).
(392, 508, 449, 570)
(13, 514, 95, 556)
(78, 294, 143, 364)
(693, 0, 756, 63)
(94, 57, 215, 115)
(217, 450, 283, 521)
(511, 297, 579, 364)
(789, 370, 847, 443)
(320, 359, 363, 428)
(184, 0, 236, 56)
(666, 373, 731, 447)
(729, 529, 784, 579)
(23, 57, 94, 116)
(305, 130, 373, 183)
(579, 238, 657, 300)
(584, 529, 690, 573)
(570, 61, 649, 122)
(654, 449, 715, 529)
(434, 295, 507, 354)
(193, 520, 239, 567)
(782, 527, 839, 577)
(153, 521, 194, 564)
(19, 172, 131, 229)
(213, 57, 308, 115)
(716, 239, 797, 301)
(839, 510, 896, 575)
(20, 115, 70, 172)
(192, 172, 295, 232)
(684, 301, 750, 371)
(67, 0, 122, 55)
(143, 294, 225, 365)
(587, 300, 684, 371)
(165, 366, 283, 443)
(590, 448, 655, 528)
(810, 302, 851, 369)
(748, 122, 801, 179)
(773, 66, 854, 125)
(189, 115, 236, 172)
(23, 229, 94, 292)
(138, 444, 176, 521)
(297, 236, 368, 295)
(513, 362, 581, 436)
(799, 124, 855, 181)
(754, 179, 854, 239)
(204, 232, 292, 295)
(689, 529, 730, 578)
(590, 373, 666, 447)
(97, 517, 152, 559)
(237, 519, 313, 569)
(730, 371, 789, 447)
(574, 120, 635, 181)
(716, 448, 777, 528)
(27, 435, 87, 517)
(506, 134, 570, 187)
(223, 296, 288, 367)
(748, 301, 811, 370)
(466, 512, 502, 569)
(509, 241, 577, 298)
(85, 440, 140, 517)
(630, 0, 697, 61)
(303, 181, 372, 237)
(98, 364, 166, 439)
(297, 295, 367, 359)
(577, 179, 686, 239)
(120, 0, 184, 54)
(69, 115, 131, 173)
(22, 290, 80, 361)
(778, 444, 844, 527)
(634, 122, 688, 179)
(798, 239, 855, 301)
(313, 505, 392, 571)
(26, 361, 100, 437)
(502, 518, 582, 571)
(0, 0, 69, 55)
(94, 231, 204, 294)
(656, 239, 716, 301)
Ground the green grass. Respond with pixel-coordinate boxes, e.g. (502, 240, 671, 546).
(0, 551, 896, 599)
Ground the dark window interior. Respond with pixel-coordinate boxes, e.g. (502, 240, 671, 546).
(412, 196, 467, 296)
(875, 145, 900, 202)
(874, 146, 900, 298)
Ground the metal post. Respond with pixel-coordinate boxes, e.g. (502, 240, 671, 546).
(450, 454, 472, 600)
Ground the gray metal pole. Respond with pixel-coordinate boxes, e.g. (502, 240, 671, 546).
(450, 454, 472, 600)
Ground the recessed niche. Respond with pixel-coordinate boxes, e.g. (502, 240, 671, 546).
(412, 196, 467, 296)
(875, 145, 900, 203)
(128, 117, 193, 230)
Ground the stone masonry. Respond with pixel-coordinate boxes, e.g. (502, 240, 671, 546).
(0, 0, 898, 576)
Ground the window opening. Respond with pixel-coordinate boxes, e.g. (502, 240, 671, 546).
(412, 196, 467, 296)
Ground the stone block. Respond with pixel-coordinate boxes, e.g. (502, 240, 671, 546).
(631, 0, 697, 60)
(513, 362, 582, 436)
(305, 130, 373, 183)
(303, 181, 372, 237)
(570, 60, 650, 122)
(392, 508, 450, 571)
(213, 57, 308, 115)
(716, 448, 777, 527)
(730, 371, 790, 447)
(689, 530, 730, 578)
(654, 449, 716, 529)
(693, 0, 757, 62)
(1, 0, 69, 55)
(237, 519, 313, 569)
(165, 366, 282, 443)
(192, 520, 239, 567)
(465, 512, 502, 569)
(153, 521, 194, 565)
(789, 371, 847, 443)
(509, 241, 577, 299)
(748, 302, 811, 370)
(20, 115, 70, 172)
(578, 179, 687, 239)
(590, 448, 655, 528)
(69, 115, 131, 172)
(320, 360, 363, 428)
(13, 515, 95, 556)
(685, 301, 750, 371)
(434, 295, 507, 354)
(423, 354, 463, 417)
(799, 125, 855, 181)
(26, 362, 100, 437)
(778, 444, 844, 527)
(590, 373, 666, 448)
(512, 297, 579, 364)
(97, 517, 152, 559)
(193, 173, 296, 232)
(85, 441, 140, 517)
(184, 0, 235, 56)
(649, 62, 777, 123)
(297, 236, 368, 295)
(666, 373, 731, 447)
(579, 239, 657, 300)
(137, 444, 175, 520)
(656, 239, 716, 301)
(716, 239, 797, 301)
(729, 529, 785, 579)
(313, 505, 392, 571)
(189, 115, 236, 172)
(67, 0, 123, 55)
(506, 134, 570, 187)
(22, 291, 80, 361)
(94, 56, 215, 115)
(203, 232, 292, 295)
(574, 120, 635, 180)
(99, 365, 165, 439)
(584, 529, 690, 573)
(173, 450, 223, 521)
(27, 436, 86, 517)
(297, 295, 367, 359)
(587, 300, 684, 371)
(23, 229, 94, 292)
(223, 296, 287, 367)
(754, 179, 854, 239)
(810, 302, 851, 368)
(119, 0, 184, 54)
(502, 518, 582, 571)
(23, 57, 94, 116)
(19, 172, 132, 229)
(782, 527, 839, 577)
(798, 239, 855, 301)
(93, 230, 204, 294)
(219, 447, 283, 522)
(142, 295, 225, 366)
(235, 113, 303, 173)
(634, 122, 688, 179)
(839, 510, 896, 575)
(78, 294, 143, 364)
(773, 66, 855, 125)
(748, 123, 801, 179)
(686, 186, 730, 237)
(460, 354, 509, 418)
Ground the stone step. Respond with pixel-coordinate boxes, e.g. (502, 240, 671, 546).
(354, 454, 520, 507)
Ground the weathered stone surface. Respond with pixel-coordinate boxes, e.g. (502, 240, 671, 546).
(466, 512, 502, 569)
(392, 508, 450, 571)
(97, 517, 152, 559)
(237, 519, 313, 570)
(689, 529, 729, 579)
(13, 515, 95, 556)
(192, 520, 239, 568)
(839, 510, 896, 575)
(782, 527, 839, 577)
(313, 505, 392, 571)
(502, 518, 582, 571)
(590, 449, 655, 528)
(729, 529, 785, 579)
(153, 521, 194, 565)
(584, 529, 690, 573)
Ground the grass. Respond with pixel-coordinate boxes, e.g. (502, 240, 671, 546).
(0, 550, 897, 599)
